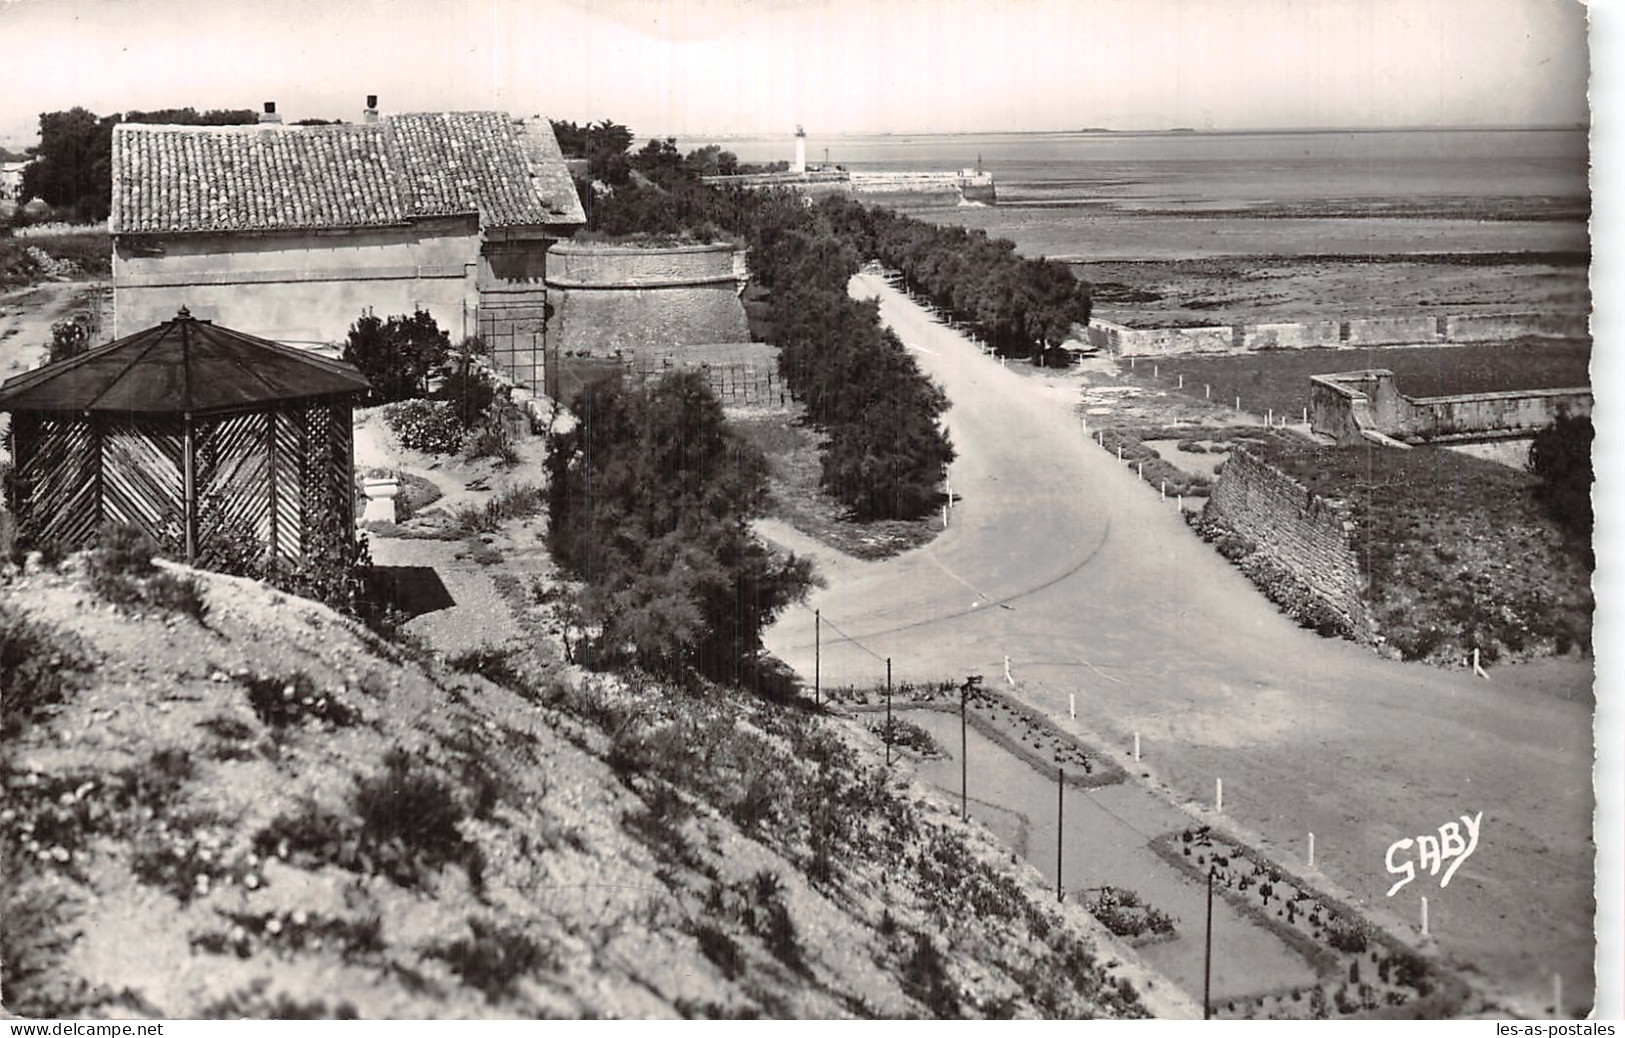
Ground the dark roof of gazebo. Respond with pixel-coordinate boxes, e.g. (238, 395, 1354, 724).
(0, 308, 372, 415)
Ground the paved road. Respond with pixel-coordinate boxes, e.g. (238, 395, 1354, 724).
(761, 272, 1596, 1012)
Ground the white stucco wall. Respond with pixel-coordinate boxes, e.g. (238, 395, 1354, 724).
(113, 217, 481, 346)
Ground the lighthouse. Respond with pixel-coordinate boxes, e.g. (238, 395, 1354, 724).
(793, 125, 807, 174)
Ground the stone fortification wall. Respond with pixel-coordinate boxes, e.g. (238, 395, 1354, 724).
(1202, 447, 1372, 642)
(1088, 311, 1585, 357)
(1086, 319, 1233, 355)
(545, 241, 750, 356)
(1444, 312, 1590, 342)
(1310, 369, 1592, 447)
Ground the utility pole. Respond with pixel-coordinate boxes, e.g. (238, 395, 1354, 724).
(960, 675, 982, 822)
(814, 609, 820, 707)
(1204, 867, 1215, 1020)
(885, 658, 893, 766)
(1056, 769, 1065, 902)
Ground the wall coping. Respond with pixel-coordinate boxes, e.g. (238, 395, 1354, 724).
(548, 240, 737, 256)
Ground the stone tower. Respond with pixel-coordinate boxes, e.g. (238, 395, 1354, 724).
(793, 125, 807, 174)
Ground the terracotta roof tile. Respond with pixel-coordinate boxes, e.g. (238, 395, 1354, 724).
(112, 113, 583, 235)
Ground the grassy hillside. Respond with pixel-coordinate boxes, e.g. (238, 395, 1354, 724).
(0, 550, 1185, 1019)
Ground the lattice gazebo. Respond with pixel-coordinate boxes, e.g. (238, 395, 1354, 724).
(0, 308, 371, 566)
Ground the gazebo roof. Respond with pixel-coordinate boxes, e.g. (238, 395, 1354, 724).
(0, 309, 372, 415)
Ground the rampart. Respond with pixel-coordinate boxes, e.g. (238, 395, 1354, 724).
(1203, 447, 1373, 642)
(545, 240, 750, 357)
(1087, 311, 1587, 357)
(1309, 369, 1592, 447)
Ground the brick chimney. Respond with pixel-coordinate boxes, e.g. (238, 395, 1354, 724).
(363, 94, 379, 124)
(259, 101, 281, 125)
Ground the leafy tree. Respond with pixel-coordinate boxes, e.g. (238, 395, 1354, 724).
(631, 137, 685, 189)
(546, 371, 814, 680)
(21, 106, 256, 221)
(683, 144, 739, 178)
(1528, 412, 1594, 541)
(341, 308, 451, 403)
(20, 108, 109, 220)
(550, 118, 634, 184)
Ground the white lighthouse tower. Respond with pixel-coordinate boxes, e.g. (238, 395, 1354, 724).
(792, 125, 807, 174)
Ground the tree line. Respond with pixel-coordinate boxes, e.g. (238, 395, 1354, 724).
(823, 199, 1093, 363)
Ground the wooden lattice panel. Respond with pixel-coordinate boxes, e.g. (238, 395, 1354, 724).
(196, 411, 272, 557)
(271, 408, 306, 562)
(13, 415, 100, 550)
(100, 417, 183, 548)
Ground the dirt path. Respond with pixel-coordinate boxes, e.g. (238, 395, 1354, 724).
(760, 273, 1595, 1014)
(0, 281, 109, 380)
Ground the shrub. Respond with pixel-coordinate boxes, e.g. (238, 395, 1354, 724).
(446, 645, 529, 692)
(1528, 413, 1593, 541)
(546, 372, 814, 680)
(47, 312, 97, 363)
(85, 523, 208, 622)
(452, 484, 545, 535)
(0, 834, 101, 1016)
(870, 716, 941, 757)
(429, 918, 554, 1003)
(438, 361, 499, 430)
(0, 603, 87, 738)
(239, 671, 360, 729)
(351, 748, 481, 890)
(695, 924, 744, 979)
(903, 933, 959, 1018)
(143, 570, 210, 623)
(384, 399, 465, 455)
(342, 308, 450, 403)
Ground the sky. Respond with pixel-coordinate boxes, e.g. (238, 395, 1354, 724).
(0, 0, 1593, 145)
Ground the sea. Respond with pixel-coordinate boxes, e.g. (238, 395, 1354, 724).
(672, 127, 1589, 210)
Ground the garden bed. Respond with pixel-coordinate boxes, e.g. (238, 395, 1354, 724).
(827, 680, 1125, 790)
(1151, 826, 1472, 1020)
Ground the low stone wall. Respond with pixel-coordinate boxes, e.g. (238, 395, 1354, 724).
(1344, 316, 1439, 345)
(1444, 312, 1590, 342)
(1310, 369, 1592, 446)
(1088, 310, 1586, 357)
(1239, 321, 1341, 351)
(1086, 319, 1233, 355)
(1202, 448, 1372, 642)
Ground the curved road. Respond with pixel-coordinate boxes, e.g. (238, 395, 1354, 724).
(761, 272, 1595, 1012)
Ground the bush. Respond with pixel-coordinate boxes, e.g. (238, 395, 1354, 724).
(452, 485, 545, 535)
(85, 523, 208, 622)
(438, 361, 499, 430)
(1528, 413, 1593, 541)
(240, 671, 360, 729)
(254, 750, 482, 892)
(47, 311, 98, 363)
(0, 603, 87, 739)
(342, 308, 451, 403)
(350, 748, 481, 890)
(546, 373, 814, 680)
(429, 918, 554, 1003)
(384, 399, 464, 455)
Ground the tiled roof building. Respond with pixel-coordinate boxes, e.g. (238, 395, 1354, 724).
(111, 101, 585, 390)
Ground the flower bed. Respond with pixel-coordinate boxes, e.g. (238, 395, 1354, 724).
(1151, 825, 1471, 1019)
(830, 680, 1125, 789)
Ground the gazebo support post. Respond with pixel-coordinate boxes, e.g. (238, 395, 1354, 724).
(182, 412, 197, 564)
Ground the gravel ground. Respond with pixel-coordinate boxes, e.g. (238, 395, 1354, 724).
(367, 535, 525, 656)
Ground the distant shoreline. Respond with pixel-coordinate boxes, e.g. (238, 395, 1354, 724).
(666, 124, 1583, 143)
